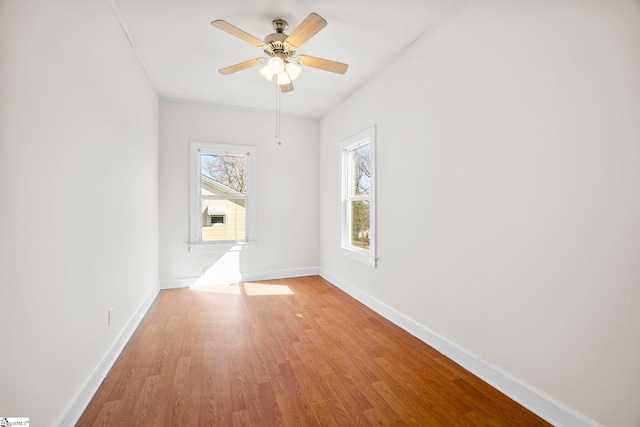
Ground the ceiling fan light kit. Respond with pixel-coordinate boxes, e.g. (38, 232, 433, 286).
(285, 62, 302, 80)
(258, 63, 275, 81)
(211, 12, 348, 93)
(277, 70, 292, 86)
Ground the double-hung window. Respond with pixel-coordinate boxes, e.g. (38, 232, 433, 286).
(340, 127, 376, 267)
(189, 142, 256, 251)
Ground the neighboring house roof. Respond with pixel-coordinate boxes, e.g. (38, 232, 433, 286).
(201, 174, 245, 197)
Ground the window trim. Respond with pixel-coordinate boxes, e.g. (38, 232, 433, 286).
(189, 141, 257, 252)
(340, 126, 377, 267)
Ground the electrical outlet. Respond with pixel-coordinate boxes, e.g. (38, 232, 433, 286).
(108, 307, 114, 326)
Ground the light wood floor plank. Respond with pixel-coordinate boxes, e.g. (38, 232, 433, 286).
(77, 276, 551, 426)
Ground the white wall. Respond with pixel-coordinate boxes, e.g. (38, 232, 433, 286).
(319, 1, 640, 426)
(0, 0, 159, 425)
(159, 100, 319, 284)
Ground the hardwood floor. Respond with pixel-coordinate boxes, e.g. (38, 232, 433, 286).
(77, 276, 551, 426)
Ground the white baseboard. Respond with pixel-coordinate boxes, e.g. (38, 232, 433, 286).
(54, 287, 159, 427)
(159, 276, 198, 289)
(159, 266, 320, 289)
(318, 268, 601, 427)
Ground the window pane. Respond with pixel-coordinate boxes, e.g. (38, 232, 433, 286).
(201, 199, 246, 241)
(350, 144, 370, 196)
(350, 200, 370, 250)
(201, 153, 247, 196)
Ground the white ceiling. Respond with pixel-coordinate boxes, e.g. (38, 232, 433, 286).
(112, 0, 464, 118)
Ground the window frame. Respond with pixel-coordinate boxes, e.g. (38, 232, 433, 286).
(340, 126, 377, 267)
(189, 141, 257, 252)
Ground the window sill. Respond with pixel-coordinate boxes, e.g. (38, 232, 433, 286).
(188, 241, 256, 253)
(340, 246, 377, 268)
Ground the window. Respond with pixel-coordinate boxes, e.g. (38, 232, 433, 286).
(189, 142, 256, 250)
(208, 215, 226, 225)
(205, 205, 227, 226)
(340, 127, 376, 267)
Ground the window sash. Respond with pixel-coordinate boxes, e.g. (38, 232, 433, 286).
(200, 195, 246, 201)
(346, 194, 369, 202)
(345, 142, 370, 198)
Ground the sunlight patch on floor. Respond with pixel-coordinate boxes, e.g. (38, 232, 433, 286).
(190, 281, 293, 296)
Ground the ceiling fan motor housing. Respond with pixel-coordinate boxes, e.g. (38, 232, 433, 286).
(263, 23, 296, 59)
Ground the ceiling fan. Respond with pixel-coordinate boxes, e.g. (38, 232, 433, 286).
(211, 13, 348, 92)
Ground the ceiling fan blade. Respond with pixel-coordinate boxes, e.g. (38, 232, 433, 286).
(218, 58, 264, 75)
(284, 13, 327, 50)
(296, 55, 348, 74)
(280, 82, 294, 93)
(211, 20, 265, 47)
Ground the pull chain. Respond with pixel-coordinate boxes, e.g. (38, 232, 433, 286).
(275, 83, 282, 146)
